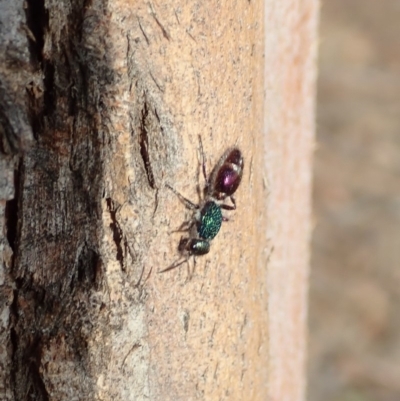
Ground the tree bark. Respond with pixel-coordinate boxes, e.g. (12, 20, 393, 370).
(264, 2, 318, 400)
(0, 0, 318, 400)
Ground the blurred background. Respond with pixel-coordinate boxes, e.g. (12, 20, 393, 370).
(308, 1, 400, 400)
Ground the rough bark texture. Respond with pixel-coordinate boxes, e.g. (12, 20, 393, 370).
(0, 0, 318, 400)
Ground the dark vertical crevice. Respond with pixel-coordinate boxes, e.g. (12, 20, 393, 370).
(106, 197, 124, 270)
(5, 159, 22, 253)
(139, 100, 156, 189)
(25, 0, 54, 140)
(24, 0, 48, 64)
(77, 245, 101, 288)
(26, 339, 50, 401)
(42, 61, 56, 117)
(5, 198, 18, 252)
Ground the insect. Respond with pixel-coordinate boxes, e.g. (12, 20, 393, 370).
(160, 136, 244, 274)
(205, 145, 244, 209)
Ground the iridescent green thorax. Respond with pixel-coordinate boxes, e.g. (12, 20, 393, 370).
(198, 201, 222, 240)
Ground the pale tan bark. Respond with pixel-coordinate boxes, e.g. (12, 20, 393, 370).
(264, 2, 319, 400)
(0, 0, 318, 400)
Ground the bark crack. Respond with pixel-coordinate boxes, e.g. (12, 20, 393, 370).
(25, 0, 48, 63)
(106, 198, 125, 270)
(139, 101, 156, 189)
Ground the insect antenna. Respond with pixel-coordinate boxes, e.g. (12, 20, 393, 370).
(166, 184, 198, 210)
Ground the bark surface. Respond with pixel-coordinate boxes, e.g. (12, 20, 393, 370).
(0, 0, 318, 400)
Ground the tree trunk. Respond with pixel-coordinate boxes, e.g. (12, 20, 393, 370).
(0, 0, 318, 400)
